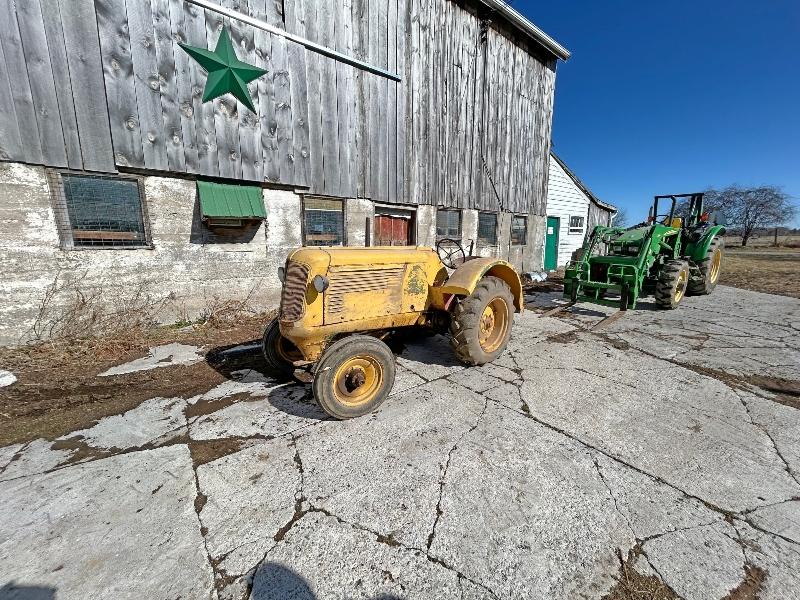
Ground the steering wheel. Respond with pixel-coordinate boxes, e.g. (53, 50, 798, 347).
(436, 238, 466, 269)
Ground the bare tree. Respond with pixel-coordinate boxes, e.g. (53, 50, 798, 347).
(705, 185, 797, 246)
(612, 208, 629, 228)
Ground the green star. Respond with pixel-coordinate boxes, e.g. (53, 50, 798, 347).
(179, 25, 266, 113)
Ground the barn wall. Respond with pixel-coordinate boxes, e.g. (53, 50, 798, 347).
(587, 200, 614, 231)
(0, 0, 557, 215)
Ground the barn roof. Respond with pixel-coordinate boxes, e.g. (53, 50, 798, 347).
(550, 152, 617, 213)
(479, 1, 571, 61)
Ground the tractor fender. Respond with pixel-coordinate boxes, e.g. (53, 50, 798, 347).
(439, 258, 523, 312)
(686, 225, 726, 261)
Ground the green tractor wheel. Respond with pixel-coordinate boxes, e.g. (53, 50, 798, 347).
(688, 238, 723, 295)
(655, 260, 690, 309)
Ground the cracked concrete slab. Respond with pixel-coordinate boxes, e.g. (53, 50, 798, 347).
(644, 521, 745, 600)
(1, 285, 798, 599)
(0, 445, 214, 599)
(249, 511, 481, 600)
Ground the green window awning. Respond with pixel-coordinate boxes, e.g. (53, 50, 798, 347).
(197, 180, 266, 219)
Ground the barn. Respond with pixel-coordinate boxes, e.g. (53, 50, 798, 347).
(544, 152, 617, 269)
(0, 0, 569, 345)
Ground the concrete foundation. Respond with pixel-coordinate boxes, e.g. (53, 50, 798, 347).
(0, 163, 545, 346)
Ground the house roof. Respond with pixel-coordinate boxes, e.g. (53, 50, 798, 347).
(477, 1, 571, 61)
(550, 152, 617, 213)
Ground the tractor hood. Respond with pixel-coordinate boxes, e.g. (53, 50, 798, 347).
(287, 246, 441, 270)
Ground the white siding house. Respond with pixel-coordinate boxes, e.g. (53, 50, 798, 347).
(545, 153, 617, 268)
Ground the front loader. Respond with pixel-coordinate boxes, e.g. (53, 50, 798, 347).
(563, 193, 725, 315)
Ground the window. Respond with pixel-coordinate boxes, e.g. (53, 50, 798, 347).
(569, 215, 585, 234)
(304, 197, 344, 246)
(511, 215, 527, 245)
(436, 209, 461, 239)
(477, 212, 498, 245)
(50, 171, 150, 248)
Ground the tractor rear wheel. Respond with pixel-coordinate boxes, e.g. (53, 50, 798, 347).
(312, 335, 396, 419)
(450, 276, 514, 365)
(655, 260, 690, 309)
(262, 318, 303, 380)
(688, 237, 723, 295)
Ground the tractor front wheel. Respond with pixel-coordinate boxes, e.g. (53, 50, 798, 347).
(312, 335, 396, 419)
(688, 238, 723, 295)
(450, 276, 514, 365)
(655, 260, 690, 309)
(262, 318, 303, 380)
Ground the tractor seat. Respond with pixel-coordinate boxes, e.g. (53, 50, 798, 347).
(663, 217, 683, 228)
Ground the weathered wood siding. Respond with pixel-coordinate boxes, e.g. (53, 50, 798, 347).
(0, 0, 115, 171)
(587, 199, 614, 230)
(0, 0, 558, 214)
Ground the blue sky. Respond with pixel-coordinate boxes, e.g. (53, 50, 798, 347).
(515, 0, 800, 224)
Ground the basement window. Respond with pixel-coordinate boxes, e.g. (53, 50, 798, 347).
(304, 197, 344, 246)
(511, 215, 528, 245)
(478, 212, 498, 245)
(436, 209, 461, 239)
(569, 215, 585, 234)
(49, 171, 150, 249)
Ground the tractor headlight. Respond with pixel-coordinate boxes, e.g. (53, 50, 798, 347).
(312, 274, 329, 292)
(277, 266, 285, 283)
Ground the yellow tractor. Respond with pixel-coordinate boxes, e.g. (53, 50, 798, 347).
(262, 246, 523, 419)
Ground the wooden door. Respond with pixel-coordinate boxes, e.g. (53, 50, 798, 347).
(374, 214, 412, 246)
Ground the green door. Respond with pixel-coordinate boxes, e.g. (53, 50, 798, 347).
(544, 216, 560, 270)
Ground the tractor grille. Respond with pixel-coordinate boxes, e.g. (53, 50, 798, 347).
(325, 267, 404, 322)
(280, 262, 309, 322)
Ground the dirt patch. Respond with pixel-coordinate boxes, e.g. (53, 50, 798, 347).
(593, 332, 631, 351)
(0, 316, 269, 446)
(185, 392, 256, 420)
(189, 438, 248, 468)
(602, 547, 679, 600)
(547, 330, 580, 344)
(720, 245, 800, 298)
(721, 564, 766, 600)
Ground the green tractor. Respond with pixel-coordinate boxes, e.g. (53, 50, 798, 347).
(563, 193, 725, 313)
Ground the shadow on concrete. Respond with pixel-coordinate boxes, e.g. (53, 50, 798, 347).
(249, 563, 402, 600)
(0, 582, 57, 600)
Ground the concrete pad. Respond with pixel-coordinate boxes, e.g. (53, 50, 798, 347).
(99, 343, 203, 376)
(196, 438, 301, 578)
(429, 402, 631, 599)
(748, 500, 800, 545)
(516, 332, 800, 512)
(735, 520, 800, 600)
(249, 511, 473, 600)
(0, 438, 74, 482)
(296, 378, 485, 550)
(189, 381, 327, 441)
(396, 335, 465, 381)
(0, 369, 16, 387)
(0, 443, 22, 471)
(644, 522, 745, 600)
(67, 396, 187, 450)
(0, 445, 214, 599)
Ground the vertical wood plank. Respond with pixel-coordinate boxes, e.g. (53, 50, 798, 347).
(318, 0, 340, 196)
(0, 32, 23, 161)
(39, 0, 82, 169)
(395, 0, 407, 204)
(273, 34, 294, 183)
(351, 0, 368, 198)
(334, 0, 353, 196)
(0, 0, 44, 164)
(286, 0, 310, 187)
(58, 0, 115, 172)
(183, 1, 218, 175)
(386, 0, 397, 203)
(304, 0, 323, 192)
(236, 0, 269, 181)
(96, 0, 145, 168)
(169, 0, 199, 172)
(152, 0, 186, 172)
(127, 0, 168, 169)
(209, 3, 240, 179)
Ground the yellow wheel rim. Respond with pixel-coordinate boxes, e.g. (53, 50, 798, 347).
(674, 269, 688, 303)
(478, 298, 509, 353)
(333, 355, 383, 407)
(709, 249, 722, 283)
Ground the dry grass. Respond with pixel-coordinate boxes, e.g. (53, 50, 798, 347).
(720, 237, 800, 298)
